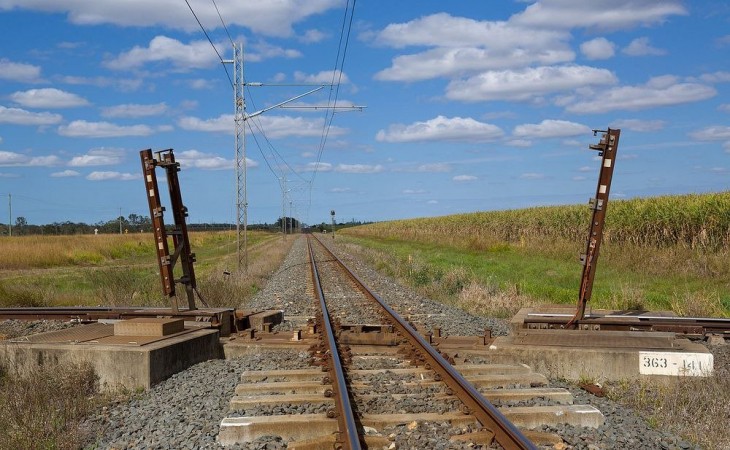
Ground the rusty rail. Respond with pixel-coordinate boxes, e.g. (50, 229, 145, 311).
(309, 234, 536, 450)
(307, 237, 362, 450)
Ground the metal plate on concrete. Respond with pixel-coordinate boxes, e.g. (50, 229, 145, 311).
(513, 331, 675, 349)
(9, 323, 197, 347)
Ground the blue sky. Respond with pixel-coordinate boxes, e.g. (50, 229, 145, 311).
(0, 1, 729, 226)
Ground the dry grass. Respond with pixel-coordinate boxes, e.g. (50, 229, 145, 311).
(608, 374, 730, 450)
(0, 360, 99, 450)
(457, 280, 538, 318)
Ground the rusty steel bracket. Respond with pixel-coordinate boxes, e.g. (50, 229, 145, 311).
(573, 129, 621, 325)
(140, 149, 198, 312)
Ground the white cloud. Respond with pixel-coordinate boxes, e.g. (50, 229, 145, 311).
(572, 176, 587, 181)
(187, 79, 213, 90)
(300, 162, 332, 172)
(376, 116, 503, 143)
(719, 104, 730, 113)
(301, 29, 327, 43)
(61, 75, 143, 91)
(101, 102, 168, 118)
(0, 172, 20, 178)
(105, 36, 221, 71)
(51, 169, 80, 177)
(416, 163, 451, 173)
(718, 35, 730, 47)
(58, 120, 155, 137)
(453, 175, 477, 182)
(0, 136, 3, 144)
(175, 149, 257, 170)
(520, 173, 545, 180)
(330, 187, 351, 193)
(0, 151, 60, 167)
(578, 166, 593, 172)
(86, 171, 139, 181)
(294, 70, 349, 84)
(372, 13, 574, 82)
(10, 88, 89, 108)
(513, 120, 590, 138)
(724, 142, 730, 153)
(0, 58, 42, 83)
(580, 38, 615, 60)
(69, 147, 124, 166)
(0, 105, 62, 125)
(403, 189, 427, 194)
(427, 200, 438, 204)
(565, 76, 716, 113)
(246, 41, 302, 62)
(178, 114, 345, 138)
(611, 119, 665, 132)
(698, 71, 730, 84)
(1, 0, 340, 37)
(446, 65, 617, 102)
(690, 126, 730, 141)
(512, 0, 686, 31)
(335, 164, 383, 174)
(622, 37, 666, 56)
(506, 139, 532, 147)
(301, 151, 315, 158)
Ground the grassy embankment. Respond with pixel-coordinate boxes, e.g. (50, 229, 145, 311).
(0, 230, 295, 449)
(341, 192, 730, 449)
(341, 192, 730, 318)
(0, 230, 291, 309)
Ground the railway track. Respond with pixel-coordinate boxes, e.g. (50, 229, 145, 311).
(219, 235, 604, 449)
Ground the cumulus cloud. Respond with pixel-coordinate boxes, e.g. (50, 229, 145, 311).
(330, 187, 351, 193)
(10, 88, 89, 108)
(415, 163, 451, 173)
(512, 0, 686, 31)
(565, 76, 716, 113)
(376, 116, 503, 143)
(513, 120, 590, 138)
(246, 41, 302, 62)
(580, 37, 615, 60)
(403, 189, 427, 194)
(0, 151, 60, 167)
(690, 126, 730, 141)
(446, 65, 617, 102)
(58, 120, 155, 137)
(719, 104, 730, 113)
(301, 29, 327, 43)
(335, 164, 383, 174)
(611, 119, 665, 132)
(0, 58, 42, 83)
(299, 162, 332, 172)
(294, 70, 349, 84)
(68, 147, 124, 166)
(0, 105, 62, 125)
(0, 0, 340, 37)
(453, 175, 477, 182)
(51, 169, 80, 177)
(61, 75, 143, 92)
(101, 102, 168, 118)
(622, 37, 667, 56)
(520, 173, 545, 180)
(178, 114, 346, 138)
(175, 149, 257, 170)
(105, 36, 221, 71)
(86, 171, 139, 181)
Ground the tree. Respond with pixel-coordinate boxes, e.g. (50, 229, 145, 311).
(15, 216, 27, 228)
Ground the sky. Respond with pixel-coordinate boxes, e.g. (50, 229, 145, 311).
(0, 0, 729, 227)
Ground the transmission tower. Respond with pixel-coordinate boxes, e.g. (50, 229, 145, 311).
(231, 42, 247, 273)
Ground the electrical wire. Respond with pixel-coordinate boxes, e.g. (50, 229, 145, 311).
(211, 0, 234, 46)
(183, 0, 233, 87)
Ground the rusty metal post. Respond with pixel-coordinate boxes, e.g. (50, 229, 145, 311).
(575, 128, 621, 323)
(140, 149, 177, 312)
(156, 150, 197, 311)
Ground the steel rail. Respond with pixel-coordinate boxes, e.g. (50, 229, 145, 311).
(307, 237, 362, 450)
(310, 234, 536, 450)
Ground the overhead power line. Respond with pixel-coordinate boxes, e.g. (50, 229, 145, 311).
(183, 0, 233, 86)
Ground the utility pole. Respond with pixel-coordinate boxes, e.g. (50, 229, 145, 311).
(281, 177, 288, 239)
(223, 44, 325, 272)
(289, 200, 293, 235)
(7, 193, 11, 237)
(119, 207, 122, 234)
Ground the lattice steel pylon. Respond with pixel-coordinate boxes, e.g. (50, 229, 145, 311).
(232, 42, 248, 273)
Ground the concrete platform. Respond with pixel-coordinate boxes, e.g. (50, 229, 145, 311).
(478, 306, 715, 382)
(0, 322, 221, 390)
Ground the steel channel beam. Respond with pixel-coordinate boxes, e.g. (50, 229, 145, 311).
(525, 314, 730, 335)
(307, 237, 362, 450)
(310, 234, 536, 450)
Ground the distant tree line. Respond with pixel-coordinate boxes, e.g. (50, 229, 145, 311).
(0, 215, 372, 236)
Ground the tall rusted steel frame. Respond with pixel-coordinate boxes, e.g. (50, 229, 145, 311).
(141, 149, 198, 312)
(574, 129, 621, 323)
